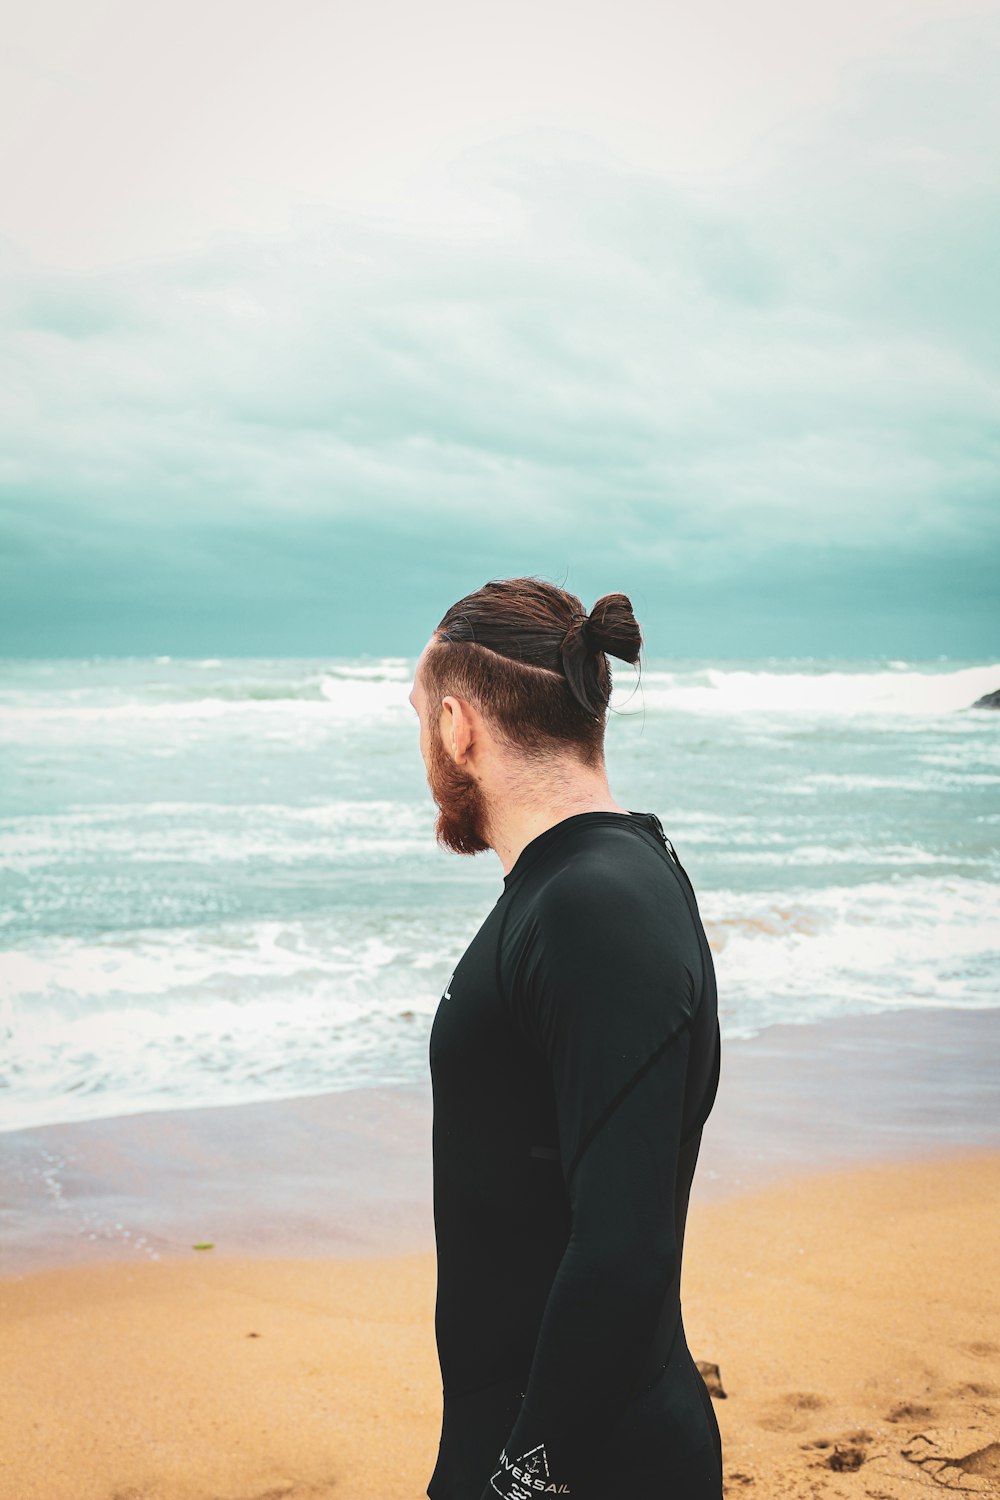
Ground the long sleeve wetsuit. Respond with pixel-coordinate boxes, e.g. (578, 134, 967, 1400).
(427, 810, 723, 1500)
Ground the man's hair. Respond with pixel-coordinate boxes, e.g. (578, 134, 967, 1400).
(420, 576, 643, 767)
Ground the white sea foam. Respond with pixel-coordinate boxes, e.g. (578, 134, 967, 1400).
(613, 662, 1000, 718)
(0, 800, 432, 871)
(1, 658, 996, 732)
(2, 871, 996, 1132)
(0, 682, 409, 731)
(704, 873, 1000, 1037)
(0, 658, 414, 734)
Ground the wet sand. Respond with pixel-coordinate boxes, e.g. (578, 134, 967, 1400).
(3, 1003, 998, 1276)
(1, 1004, 998, 1498)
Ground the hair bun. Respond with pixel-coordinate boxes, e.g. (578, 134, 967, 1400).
(584, 593, 642, 665)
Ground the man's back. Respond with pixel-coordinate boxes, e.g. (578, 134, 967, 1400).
(428, 809, 723, 1500)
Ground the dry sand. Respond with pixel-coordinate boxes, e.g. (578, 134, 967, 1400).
(1, 1146, 997, 1500)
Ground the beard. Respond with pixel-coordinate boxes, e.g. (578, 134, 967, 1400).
(427, 719, 492, 855)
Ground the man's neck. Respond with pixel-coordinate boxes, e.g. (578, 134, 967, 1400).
(487, 785, 632, 877)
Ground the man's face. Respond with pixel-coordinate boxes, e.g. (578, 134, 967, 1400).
(409, 645, 491, 856)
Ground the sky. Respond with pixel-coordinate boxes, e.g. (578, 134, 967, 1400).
(1, 0, 998, 659)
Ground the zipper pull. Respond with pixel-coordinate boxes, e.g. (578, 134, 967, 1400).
(649, 811, 679, 863)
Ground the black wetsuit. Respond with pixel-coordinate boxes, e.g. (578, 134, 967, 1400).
(427, 810, 723, 1500)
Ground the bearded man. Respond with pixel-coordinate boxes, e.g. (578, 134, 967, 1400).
(408, 576, 723, 1500)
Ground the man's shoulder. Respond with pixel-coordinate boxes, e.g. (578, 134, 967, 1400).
(508, 822, 699, 1021)
(528, 820, 678, 926)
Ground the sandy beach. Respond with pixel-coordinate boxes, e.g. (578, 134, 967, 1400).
(2, 1005, 998, 1500)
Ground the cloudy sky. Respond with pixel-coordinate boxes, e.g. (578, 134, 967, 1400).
(2, 0, 998, 659)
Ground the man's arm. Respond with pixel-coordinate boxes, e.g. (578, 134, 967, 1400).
(481, 866, 697, 1499)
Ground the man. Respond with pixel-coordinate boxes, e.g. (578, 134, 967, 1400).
(408, 577, 723, 1500)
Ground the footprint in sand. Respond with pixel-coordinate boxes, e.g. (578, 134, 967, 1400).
(951, 1382, 998, 1401)
(862, 1426, 1000, 1496)
(801, 1429, 873, 1472)
(756, 1391, 829, 1433)
(886, 1401, 936, 1424)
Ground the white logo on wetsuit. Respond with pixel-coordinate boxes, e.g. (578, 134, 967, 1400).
(489, 1442, 570, 1496)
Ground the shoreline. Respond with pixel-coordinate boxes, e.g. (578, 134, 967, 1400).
(2, 1002, 998, 1278)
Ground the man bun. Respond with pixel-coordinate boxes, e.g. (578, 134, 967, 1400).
(584, 593, 642, 665)
(559, 591, 643, 719)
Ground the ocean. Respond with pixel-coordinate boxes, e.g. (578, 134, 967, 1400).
(1, 654, 997, 1133)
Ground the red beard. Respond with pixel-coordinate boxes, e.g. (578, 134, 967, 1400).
(427, 718, 492, 855)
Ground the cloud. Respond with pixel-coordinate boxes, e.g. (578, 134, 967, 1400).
(1, 12, 998, 654)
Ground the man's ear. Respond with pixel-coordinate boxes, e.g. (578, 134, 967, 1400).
(442, 695, 474, 763)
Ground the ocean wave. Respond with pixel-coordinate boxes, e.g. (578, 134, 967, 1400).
(0, 658, 414, 728)
(0, 799, 433, 871)
(1, 657, 997, 727)
(0, 905, 464, 1130)
(614, 662, 1000, 717)
(704, 873, 1000, 1033)
(715, 843, 959, 866)
(0, 680, 410, 728)
(2, 872, 997, 1131)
